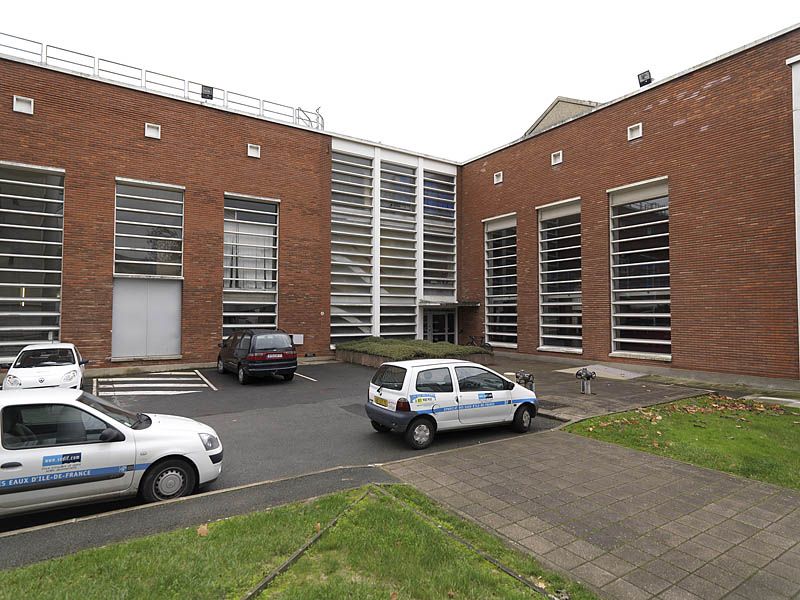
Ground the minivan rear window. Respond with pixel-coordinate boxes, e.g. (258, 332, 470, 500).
(253, 334, 293, 350)
(371, 365, 407, 391)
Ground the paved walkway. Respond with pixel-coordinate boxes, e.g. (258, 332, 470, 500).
(384, 431, 800, 600)
(492, 354, 702, 422)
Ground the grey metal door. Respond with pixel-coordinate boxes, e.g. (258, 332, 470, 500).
(112, 279, 181, 358)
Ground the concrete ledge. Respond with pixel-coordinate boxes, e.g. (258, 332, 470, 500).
(335, 349, 493, 368)
(85, 362, 215, 378)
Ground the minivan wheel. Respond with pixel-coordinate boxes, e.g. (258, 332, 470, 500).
(405, 418, 435, 450)
(237, 366, 249, 385)
(140, 458, 197, 502)
(217, 357, 225, 374)
(371, 420, 391, 433)
(283, 372, 295, 381)
(512, 404, 534, 433)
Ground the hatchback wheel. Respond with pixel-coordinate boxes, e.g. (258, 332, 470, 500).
(237, 365, 249, 385)
(512, 404, 534, 433)
(217, 357, 225, 374)
(405, 418, 435, 450)
(140, 459, 196, 502)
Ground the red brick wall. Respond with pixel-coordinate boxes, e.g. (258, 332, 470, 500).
(0, 59, 332, 368)
(459, 30, 800, 378)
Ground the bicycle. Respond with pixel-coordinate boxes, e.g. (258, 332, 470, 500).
(466, 335, 493, 351)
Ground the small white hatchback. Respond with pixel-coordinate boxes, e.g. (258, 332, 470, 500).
(2, 343, 88, 391)
(0, 388, 222, 517)
(364, 359, 538, 449)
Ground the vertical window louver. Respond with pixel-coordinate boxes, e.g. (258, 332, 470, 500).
(610, 179, 671, 358)
(379, 161, 417, 337)
(223, 195, 279, 337)
(539, 200, 582, 351)
(330, 152, 374, 342)
(485, 215, 517, 346)
(0, 166, 64, 363)
(422, 171, 456, 298)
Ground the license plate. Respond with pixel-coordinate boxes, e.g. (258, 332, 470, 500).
(267, 353, 282, 359)
(373, 395, 388, 407)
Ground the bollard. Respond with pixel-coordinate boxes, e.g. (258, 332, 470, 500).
(575, 367, 596, 395)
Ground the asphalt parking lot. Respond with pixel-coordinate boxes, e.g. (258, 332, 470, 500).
(2, 361, 559, 534)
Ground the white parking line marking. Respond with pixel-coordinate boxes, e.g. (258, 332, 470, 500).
(98, 383, 208, 388)
(97, 378, 200, 383)
(294, 373, 317, 382)
(97, 390, 204, 396)
(194, 369, 218, 391)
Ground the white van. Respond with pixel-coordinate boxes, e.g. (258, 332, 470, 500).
(364, 359, 537, 449)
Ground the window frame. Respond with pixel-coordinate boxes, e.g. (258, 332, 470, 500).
(454, 366, 507, 393)
(484, 213, 517, 348)
(414, 367, 454, 393)
(1, 403, 114, 451)
(537, 198, 582, 354)
(113, 178, 185, 279)
(608, 178, 671, 361)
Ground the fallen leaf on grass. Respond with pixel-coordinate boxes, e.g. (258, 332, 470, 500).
(652, 441, 659, 448)
(315, 522, 321, 533)
(448, 591, 456, 598)
(197, 524, 209, 537)
(735, 425, 743, 428)
(390, 592, 398, 600)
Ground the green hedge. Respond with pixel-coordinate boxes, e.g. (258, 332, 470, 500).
(336, 337, 490, 361)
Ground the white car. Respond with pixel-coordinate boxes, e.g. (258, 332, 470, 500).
(365, 359, 538, 449)
(0, 388, 222, 516)
(2, 343, 88, 391)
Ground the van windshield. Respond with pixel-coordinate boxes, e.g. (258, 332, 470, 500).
(253, 333, 293, 350)
(371, 365, 407, 391)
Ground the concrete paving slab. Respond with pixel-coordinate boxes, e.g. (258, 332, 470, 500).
(383, 430, 800, 600)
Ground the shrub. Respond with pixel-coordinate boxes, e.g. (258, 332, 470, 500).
(336, 337, 490, 361)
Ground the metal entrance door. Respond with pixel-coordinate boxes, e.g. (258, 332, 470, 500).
(424, 310, 455, 343)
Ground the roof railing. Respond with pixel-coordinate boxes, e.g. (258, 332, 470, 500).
(0, 31, 324, 130)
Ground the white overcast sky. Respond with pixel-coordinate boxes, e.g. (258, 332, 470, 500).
(3, 1, 799, 161)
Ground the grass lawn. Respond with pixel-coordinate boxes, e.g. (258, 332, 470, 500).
(567, 394, 800, 490)
(0, 485, 598, 600)
(336, 337, 490, 361)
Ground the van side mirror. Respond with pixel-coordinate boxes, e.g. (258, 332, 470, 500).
(99, 427, 125, 443)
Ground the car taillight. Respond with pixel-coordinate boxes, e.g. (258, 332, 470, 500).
(283, 351, 297, 359)
(246, 353, 268, 361)
(396, 398, 411, 412)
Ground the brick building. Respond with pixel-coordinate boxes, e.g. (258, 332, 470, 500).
(1, 25, 799, 378)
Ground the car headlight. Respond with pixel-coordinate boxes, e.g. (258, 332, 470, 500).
(199, 433, 220, 451)
(4, 375, 21, 388)
(62, 370, 78, 383)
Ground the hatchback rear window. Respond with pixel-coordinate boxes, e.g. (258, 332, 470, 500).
(371, 365, 407, 391)
(252, 334, 293, 350)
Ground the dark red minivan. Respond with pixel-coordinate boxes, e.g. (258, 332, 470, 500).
(217, 329, 297, 384)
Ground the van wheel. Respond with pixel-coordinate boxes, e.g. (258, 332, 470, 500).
(237, 366, 249, 385)
(140, 459, 197, 502)
(405, 418, 435, 450)
(512, 404, 534, 433)
(371, 420, 391, 433)
(217, 357, 226, 374)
